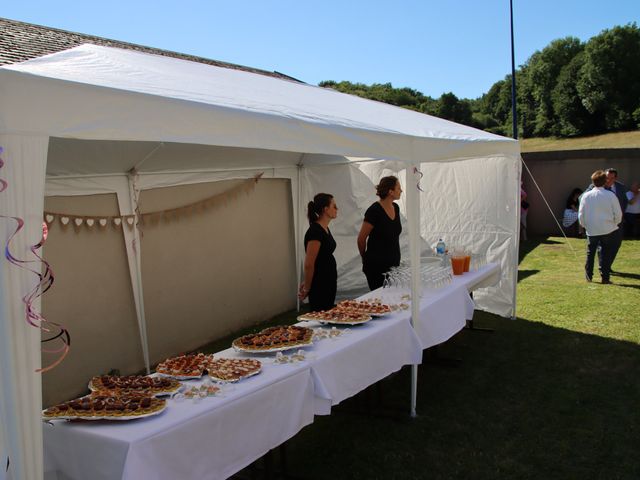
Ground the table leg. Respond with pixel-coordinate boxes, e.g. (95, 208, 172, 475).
(464, 292, 494, 332)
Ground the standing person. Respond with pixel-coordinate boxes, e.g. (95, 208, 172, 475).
(357, 176, 403, 290)
(520, 181, 529, 241)
(298, 193, 338, 311)
(624, 181, 640, 238)
(585, 167, 628, 274)
(603, 168, 627, 271)
(578, 170, 622, 284)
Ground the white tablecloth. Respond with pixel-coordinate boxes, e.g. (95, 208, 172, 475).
(43, 263, 500, 480)
(298, 315, 423, 415)
(44, 360, 314, 480)
(299, 262, 500, 414)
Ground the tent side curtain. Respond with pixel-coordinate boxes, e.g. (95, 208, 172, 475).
(302, 153, 519, 317)
(0, 134, 48, 480)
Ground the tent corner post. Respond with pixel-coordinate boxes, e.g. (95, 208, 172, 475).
(410, 364, 418, 417)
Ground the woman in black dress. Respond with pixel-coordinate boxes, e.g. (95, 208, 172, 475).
(357, 176, 402, 290)
(298, 193, 338, 311)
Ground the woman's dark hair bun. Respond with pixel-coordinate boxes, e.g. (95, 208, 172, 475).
(376, 176, 399, 199)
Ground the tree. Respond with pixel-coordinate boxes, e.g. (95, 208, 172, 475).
(577, 23, 640, 132)
(551, 52, 599, 136)
(480, 78, 512, 134)
(435, 92, 473, 125)
(320, 24, 640, 138)
(524, 37, 584, 136)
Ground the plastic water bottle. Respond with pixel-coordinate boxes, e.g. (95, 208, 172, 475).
(436, 238, 446, 256)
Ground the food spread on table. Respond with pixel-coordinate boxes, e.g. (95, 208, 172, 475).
(335, 300, 392, 316)
(89, 375, 181, 396)
(206, 357, 262, 382)
(274, 349, 308, 364)
(155, 353, 213, 379)
(181, 383, 221, 399)
(232, 325, 313, 352)
(43, 394, 167, 420)
(297, 309, 372, 325)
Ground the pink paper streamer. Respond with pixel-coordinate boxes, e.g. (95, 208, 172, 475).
(0, 146, 70, 373)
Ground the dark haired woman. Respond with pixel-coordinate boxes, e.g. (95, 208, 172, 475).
(562, 187, 584, 237)
(357, 176, 402, 290)
(298, 193, 338, 311)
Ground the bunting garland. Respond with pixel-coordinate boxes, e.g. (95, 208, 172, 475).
(43, 173, 264, 232)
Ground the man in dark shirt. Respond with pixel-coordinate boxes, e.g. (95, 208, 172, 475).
(603, 168, 627, 271)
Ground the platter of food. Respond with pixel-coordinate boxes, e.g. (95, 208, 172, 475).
(42, 394, 167, 421)
(88, 375, 181, 397)
(206, 357, 262, 382)
(335, 300, 393, 317)
(297, 310, 372, 325)
(155, 353, 213, 379)
(232, 325, 313, 353)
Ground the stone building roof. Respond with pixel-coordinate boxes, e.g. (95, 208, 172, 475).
(0, 17, 300, 82)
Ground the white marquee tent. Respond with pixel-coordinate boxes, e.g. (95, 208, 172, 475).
(0, 44, 521, 479)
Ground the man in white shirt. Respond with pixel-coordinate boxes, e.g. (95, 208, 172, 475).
(579, 170, 622, 284)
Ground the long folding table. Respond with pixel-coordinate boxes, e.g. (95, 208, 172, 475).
(43, 263, 500, 480)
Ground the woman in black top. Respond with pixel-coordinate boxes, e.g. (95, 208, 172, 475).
(357, 176, 403, 290)
(298, 193, 338, 311)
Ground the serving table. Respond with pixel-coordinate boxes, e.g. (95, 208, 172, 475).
(43, 263, 500, 480)
(298, 311, 423, 415)
(44, 359, 314, 480)
(299, 262, 500, 413)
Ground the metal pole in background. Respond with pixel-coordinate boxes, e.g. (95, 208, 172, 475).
(510, 0, 520, 321)
(510, 0, 518, 139)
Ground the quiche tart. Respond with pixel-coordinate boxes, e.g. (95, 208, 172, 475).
(335, 300, 393, 316)
(297, 309, 371, 325)
(89, 375, 181, 396)
(232, 325, 313, 352)
(43, 394, 167, 421)
(206, 358, 262, 382)
(155, 353, 213, 379)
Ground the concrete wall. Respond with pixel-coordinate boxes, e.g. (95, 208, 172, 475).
(42, 178, 296, 406)
(521, 148, 640, 236)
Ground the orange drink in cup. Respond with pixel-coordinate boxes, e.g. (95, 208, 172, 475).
(463, 254, 471, 272)
(451, 254, 465, 275)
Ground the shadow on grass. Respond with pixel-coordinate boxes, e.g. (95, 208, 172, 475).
(519, 236, 565, 264)
(229, 310, 640, 480)
(517, 269, 540, 282)
(612, 283, 640, 290)
(612, 271, 640, 281)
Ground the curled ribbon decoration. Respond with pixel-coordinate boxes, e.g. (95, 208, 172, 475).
(0, 146, 70, 373)
(0, 147, 7, 193)
(413, 166, 424, 192)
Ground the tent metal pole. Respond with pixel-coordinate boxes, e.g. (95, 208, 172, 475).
(126, 173, 151, 374)
(512, 160, 522, 320)
(296, 164, 302, 311)
(406, 166, 421, 417)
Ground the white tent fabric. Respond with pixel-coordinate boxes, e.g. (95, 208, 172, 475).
(0, 134, 48, 480)
(0, 44, 520, 479)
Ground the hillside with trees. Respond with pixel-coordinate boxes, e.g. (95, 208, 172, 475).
(320, 23, 640, 139)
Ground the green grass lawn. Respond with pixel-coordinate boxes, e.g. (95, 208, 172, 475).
(227, 237, 639, 479)
(520, 130, 640, 152)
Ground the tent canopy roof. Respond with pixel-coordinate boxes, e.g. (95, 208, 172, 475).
(0, 44, 518, 174)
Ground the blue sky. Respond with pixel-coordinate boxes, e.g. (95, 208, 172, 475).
(3, 0, 638, 99)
